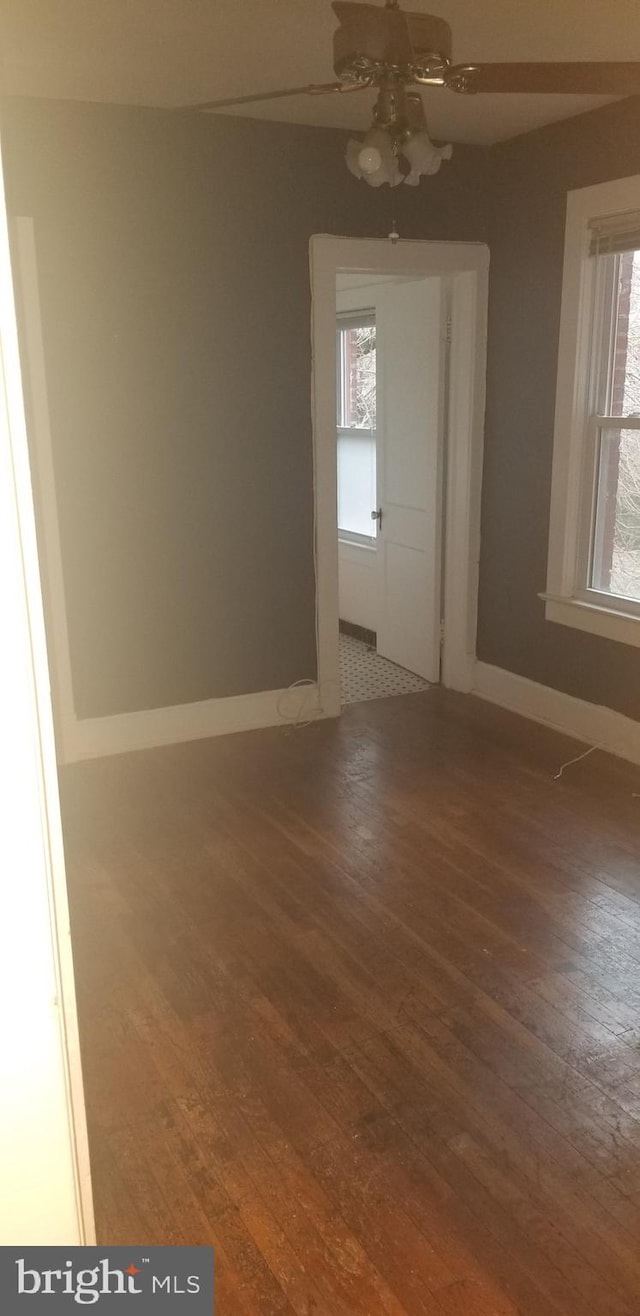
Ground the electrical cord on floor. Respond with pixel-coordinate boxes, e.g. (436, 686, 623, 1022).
(552, 744, 598, 780)
(276, 679, 322, 731)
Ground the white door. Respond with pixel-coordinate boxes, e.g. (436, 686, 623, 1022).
(375, 276, 446, 682)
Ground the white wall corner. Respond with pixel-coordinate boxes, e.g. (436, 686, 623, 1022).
(474, 660, 640, 768)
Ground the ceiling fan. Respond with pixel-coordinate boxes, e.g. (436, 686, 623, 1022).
(185, 0, 640, 188)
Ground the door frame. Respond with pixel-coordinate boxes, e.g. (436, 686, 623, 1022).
(310, 234, 489, 715)
(0, 155, 94, 1241)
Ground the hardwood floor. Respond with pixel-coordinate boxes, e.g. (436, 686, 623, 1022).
(60, 688, 640, 1315)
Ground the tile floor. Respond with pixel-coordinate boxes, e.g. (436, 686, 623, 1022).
(339, 632, 431, 704)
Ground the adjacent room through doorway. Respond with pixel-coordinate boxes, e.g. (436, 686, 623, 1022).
(311, 235, 488, 720)
(335, 268, 447, 705)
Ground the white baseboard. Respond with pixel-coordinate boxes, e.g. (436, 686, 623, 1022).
(474, 661, 640, 768)
(58, 682, 326, 765)
(60, 661, 640, 771)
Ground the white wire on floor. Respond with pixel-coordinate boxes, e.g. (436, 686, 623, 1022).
(552, 744, 598, 780)
(276, 679, 321, 730)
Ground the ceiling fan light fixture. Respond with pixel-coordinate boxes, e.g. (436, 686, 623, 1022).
(401, 130, 452, 184)
(346, 112, 452, 188)
(346, 127, 403, 187)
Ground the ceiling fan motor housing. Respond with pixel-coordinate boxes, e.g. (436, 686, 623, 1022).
(332, 2, 453, 86)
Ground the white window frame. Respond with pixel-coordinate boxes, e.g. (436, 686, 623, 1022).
(545, 172, 640, 648)
(336, 310, 377, 546)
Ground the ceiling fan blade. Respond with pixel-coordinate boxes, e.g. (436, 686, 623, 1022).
(184, 82, 353, 112)
(332, 1, 413, 69)
(451, 62, 640, 95)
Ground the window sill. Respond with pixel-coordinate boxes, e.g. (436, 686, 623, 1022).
(541, 592, 640, 649)
(338, 536, 377, 553)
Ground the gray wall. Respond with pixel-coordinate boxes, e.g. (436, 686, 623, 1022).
(1, 98, 488, 719)
(480, 97, 640, 721)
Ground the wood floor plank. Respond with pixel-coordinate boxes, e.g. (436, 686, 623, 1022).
(61, 689, 640, 1315)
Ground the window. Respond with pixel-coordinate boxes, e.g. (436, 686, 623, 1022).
(589, 245, 640, 602)
(546, 174, 640, 647)
(336, 313, 377, 543)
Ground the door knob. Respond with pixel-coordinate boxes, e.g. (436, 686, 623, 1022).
(371, 507, 383, 529)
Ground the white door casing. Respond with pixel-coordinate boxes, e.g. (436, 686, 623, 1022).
(375, 276, 446, 682)
(0, 158, 94, 1243)
(310, 235, 489, 714)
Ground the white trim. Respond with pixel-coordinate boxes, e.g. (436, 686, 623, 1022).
(542, 592, 640, 648)
(0, 168, 94, 1240)
(62, 683, 323, 763)
(474, 661, 640, 768)
(310, 235, 489, 709)
(546, 172, 640, 646)
(441, 270, 487, 691)
(14, 217, 77, 756)
(338, 533, 376, 552)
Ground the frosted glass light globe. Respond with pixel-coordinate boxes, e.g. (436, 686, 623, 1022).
(345, 130, 402, 187)
(358, 145, 383, 175)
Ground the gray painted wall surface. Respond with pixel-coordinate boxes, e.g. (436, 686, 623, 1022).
(1, 99, 488, 719)
(480, 97, 640, 720)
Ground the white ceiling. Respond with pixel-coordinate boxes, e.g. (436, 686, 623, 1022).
(1, 0, 638, 145)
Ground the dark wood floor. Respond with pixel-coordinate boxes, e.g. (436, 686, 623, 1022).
(61, 689, 640, 1316)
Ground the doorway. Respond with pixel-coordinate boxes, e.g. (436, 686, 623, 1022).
(335, 270, 446, 705)
(311, 235, 489, 719)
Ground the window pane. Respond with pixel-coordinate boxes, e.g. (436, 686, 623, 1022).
(591, 427, 640, 601)
(609, 249, 640, 417)
(337, 431, 376, 539)
(338, 324, 376, 428)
